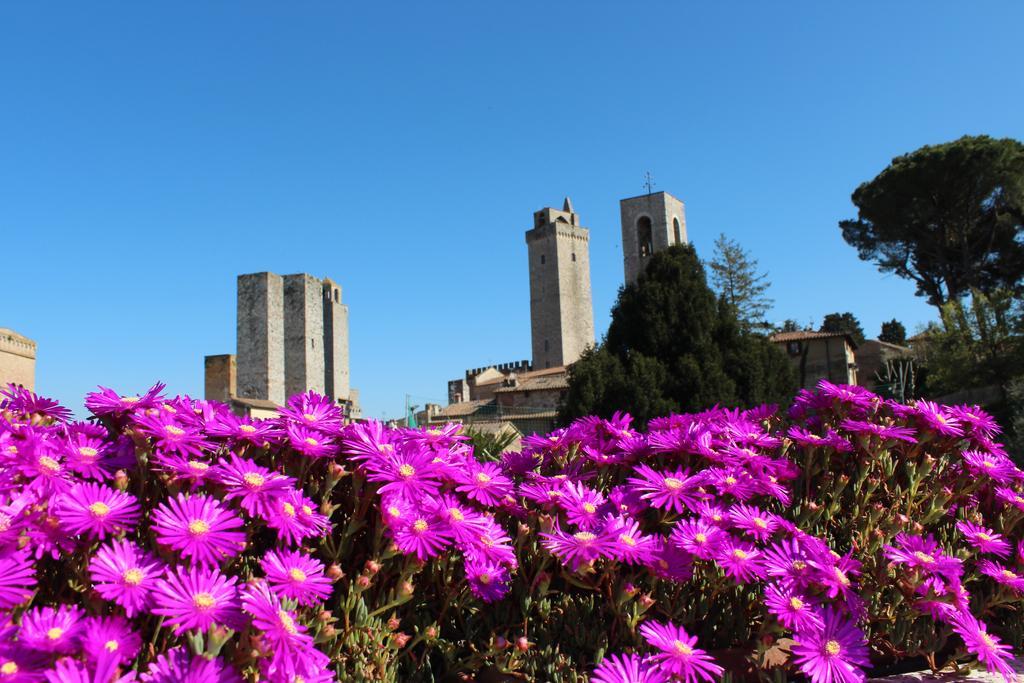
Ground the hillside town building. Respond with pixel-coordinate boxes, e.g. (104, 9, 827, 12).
(0, 328, 36, 391)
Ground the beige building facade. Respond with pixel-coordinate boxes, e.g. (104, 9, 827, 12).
(770, 330, 858, 389)
(0, 328, 36, 391)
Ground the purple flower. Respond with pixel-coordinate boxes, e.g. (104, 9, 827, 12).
(261, 549, 334, 607)
(141, 647, 243, 683)
(392, 513, 452, 561)
(948, 405, 1001, 439)
(214, 454, 295, 517)
(285, 424, 338, 459)
(81, 615, 141, 667)
(592, 653, 666, 683)
(883, 534, 963, 583)
(962, 450, 1019, 484)
(465, 558, 510, 603)
(242, 581, 321, 681)
(912, 401, 964, 437)
(762, 538, 819, 589)
(949, 611, 1016, 681)
(638, 620, 723, 682)
(204, 412, 278, 447)
(364, 447, 441, 500)
(791, 608, 870, 683)
(764, 583, 823, 632)
(540, 525, 614, 571)
(728, 504, 780, 542)
(85, 383, 164, 417)
(628, 464, 704, 513)
(786, 427, 852, 452)
(132, 414, 210, 458)
(454, 461, 514, 507)
(978, 560, 1024, 594)
(278, 391, 344, 434)
(430, 494, 490, 544)
(715, 538, 765, 584)
(89, 539, 165, 616)
(152, 493, 246, 566)
(671, 519, 724, 560)
(559, 481, 608, 530)
(604, 516, 658, 565)
(264, 489, 331, 546)
(152, 565, 243, 635)
(19, 605, 84, 653)
(0, 549, 35, 610)
(817, 381, 876, 411)
(956, 520, 1010, 558)
(840, 419, 917, 444)
(54, 482, 140, 540)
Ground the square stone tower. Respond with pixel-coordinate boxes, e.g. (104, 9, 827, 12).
(283, 274, 326, 397)
(526, 198, 595, 369)
(236, 272, 285, 404)
(321, 278, 350, 403)
(620, 191, 687, 286)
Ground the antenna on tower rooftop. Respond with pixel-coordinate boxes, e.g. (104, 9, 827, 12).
(643, 171, 656, 195)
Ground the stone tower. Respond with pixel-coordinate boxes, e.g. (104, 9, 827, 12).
(620, 191, 687, 286)
(283, 274, 326, 397)
(526, 198, 595, 369)
(236, 272, 286, 404)
(321, 278, 350, 403)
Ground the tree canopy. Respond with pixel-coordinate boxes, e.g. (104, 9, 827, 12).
(820, 312, 865, 346)
(559, 245, 796, 426)
(879, 319, 907, 346)
(707, 233, 773, 331)
(840, 135, 1024, 308)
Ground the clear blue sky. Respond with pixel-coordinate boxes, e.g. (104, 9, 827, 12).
(3, 3, 1023, 419)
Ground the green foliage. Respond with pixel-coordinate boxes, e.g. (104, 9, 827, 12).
(463, 425, 520, 461)
(560, 245, 796, 425)
(840, 135, 1024, 308)
(922, 289, 1024, 397)
(874, 358, 918, 402)
(879, 319, 907, 346)
(707, 233, 774, 331)
(779, 319, 801, 333)
(820, 312, 865, 346)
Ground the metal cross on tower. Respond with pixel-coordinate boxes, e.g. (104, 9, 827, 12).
(643, 171, 656, 195)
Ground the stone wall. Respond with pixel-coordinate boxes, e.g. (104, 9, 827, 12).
(283, 274, 326, 397)
(620, 191, 688, 286)
(236, 272, 285, 404)
(204, 354, 236, 404)
(0, 329, 36, 390)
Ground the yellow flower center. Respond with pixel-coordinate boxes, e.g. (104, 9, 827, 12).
(1002, 569, 1018, 580)
(449, 508, 464, 522)
(165, 425, 185, 436)
(304, 437, 319, 447)
(4, 446, 16, 454)
(977, 533, 992, 542)
(583, 503, 597, 514)
(46, 627, 64, 640)
(725, 476, 738, 485)
(188, 519, 210, 536)
(78, 446, 98, 460)
(619, 534, 637, 547)
(980, 633, 997, 650)
(279, 610, 297, 634)
(825, 640, 841, 656)
(694, 533, 707, 543)
(188, 460, 209, 472)
(834, 567, 851, 586)
(413, 519, 429, 532)
(914, 551, 935, 564)
(478, 573, 492, 585)
(399, 464, 415, 478)
(387, 506, 402, 518)
(121, 396, 139, 404)
(38, 456, 60, 473)
(475, 472, 492, 484)
(193, 592, 216, 610)
(243, 472, 265, 488)
(0, 661, 18, 675)
(753, 517, 768, 529)
(664, 477, 684, 490)
(793, 560, 807, 571)
(104, 639, 119, 652)
(426, 429, 441, 436)
(238, 424, 257, 433)
(88, 502, 111, 517)
(289, 568, 307, 582)
(282, 502, 296, 517)
(673, 640, 693, 656)
(123, 568, 144, 585)
(732, 549, 748, 560)
(301, 505, 313, 516)
(790, 597, 804, 610)
(574, 531, 596, 543)
(302, 413, 317, 422)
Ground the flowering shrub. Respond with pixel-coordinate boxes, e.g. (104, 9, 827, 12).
(0, 380, 1021, 682)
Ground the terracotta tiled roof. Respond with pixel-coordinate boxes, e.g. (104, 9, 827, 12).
(493, 374, 569, 393)
(438, 400, 491, 417)
(770, 331, 858, 349)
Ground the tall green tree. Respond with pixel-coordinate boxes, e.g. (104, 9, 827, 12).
(820, 312, 865, 346)
(840, 135, 1024, 309)
(559, 245, 796, 425)
(707, 233, 773, 331)
(879, 319, 907, 346)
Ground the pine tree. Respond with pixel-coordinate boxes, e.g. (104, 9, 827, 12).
(707, 234, 774, 331)
(879, 319, 907, 345)
(560, 245, 796, 425)
(820, 312, 866, 346)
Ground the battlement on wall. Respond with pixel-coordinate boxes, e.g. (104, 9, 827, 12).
(0, 329, 36, 360)
(465, 359, 532, 379)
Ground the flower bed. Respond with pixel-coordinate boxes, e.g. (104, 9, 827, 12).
(0, 381, 1021, 682)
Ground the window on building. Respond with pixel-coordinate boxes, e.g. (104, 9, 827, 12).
(334, 289, 339, 302)
(572, 252, 576, 262)
(787, 341, 801, 356)
(544, 339, 549, 352)
(637, 216, 653, 257)
(540, 254, 546, 265)
(673, 217, 682, 244)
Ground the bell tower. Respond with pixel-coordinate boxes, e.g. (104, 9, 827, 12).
(525, 198, 595, 369)
(620, 191, 687, 285)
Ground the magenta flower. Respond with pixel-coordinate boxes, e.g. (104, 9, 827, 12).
(462, 519, 517, 567)
(453, 461, 514, 507)
(949, 611, 1016, 680)
(364, 447, 441, 500)
(214, 454, 295, 517)
(264, 489, 331, 546)
(592, 653, 666, 683)
(132, 414, 210, 458)
(817, 381, 876, 411)
(791, 608, 870, 683)
(152, 493, 246, 566)
(559, 481, 608, 530)
(430, 494, 490, 544)
(705, 467, 757, 501)
(85, 383, 164, 416)
(540, 525, 614, 571)
(605, 516, 658, 565)
(764, 584, 823, 632)
(205, 412, 279, 447)
(978, 560, 1024, 594)
(962, 450, 1019, 484)
(44, 658, 136, 683)
(81, 615, 141, 666)
(19, 605, 85, 653)
(152, 564, 243, 635)
(639, 620, 723, 682)
(393, 514, 452, 561)
(912, 401, 964, 437)
(0, 549, 35, 610)
(840, 419, 917, 443)
(671, 519, 724, 560)
(54, 482, 140, 539)
(956, 520, 1010, 558)
(762, 538, 819, 589)
(815, 553, 862, 602)
(628, 464, 703, 513)
(261, 549, 334, 607)
(89, 539, 165, 616)
(786, 427, 852, 452)
(152, 452, 217, 487)
(883, 534, 963, 582)
(141, 647, 243, 683)
(61, 433, 111, 480)
(278, 390, 344, 434)
(728, 504, 780, 542)
(242, 581, 320, 681)
(715, 538, 765, 584)
(948, 405, 1001, 439)
(996, 486, 1024, 512)
(285, 423, 338, 459)
(465, 558, 510, 603)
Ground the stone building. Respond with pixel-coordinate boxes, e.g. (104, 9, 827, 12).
(0, 328, 37, 391)
(770, 330, 858, 390)
(205, 272, 357, 418)
(855, 339, 913, 392)
(620, 191, 688, 286)
(526, 198, 595, 369)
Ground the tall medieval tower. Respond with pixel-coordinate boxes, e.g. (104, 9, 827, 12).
(620, 191, 688, 285)
(525, 198, 595, 369)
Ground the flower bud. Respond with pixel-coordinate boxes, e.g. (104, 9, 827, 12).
(399, 581, 414, 597)
(393, 632, 411, 648)
(114, 470, 130, 491)
(639, 594, 656, 609)
(494, 635, 509, 650)
(327, 564, 344, 581)
(317, 610, 332, 622)
(387, 616, 400, 631)
(623, 582, 638, 596)
(356, 575, 371, 589)
(321, 624, 336, 638)
(365, 560, 382, 575)
(328, 462, 347, 479)
(515, 637, 531, 652)
(425, 626, 438, 639)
